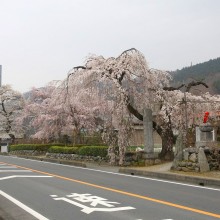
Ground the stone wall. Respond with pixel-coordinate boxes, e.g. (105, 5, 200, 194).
(10, 150, 45, 156)
(45, 152, 108, 163)
(9, 150, 108, 163)
(172, 146, 220, 172)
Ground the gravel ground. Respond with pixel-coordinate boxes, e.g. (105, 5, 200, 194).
(128, 162, 220, 179)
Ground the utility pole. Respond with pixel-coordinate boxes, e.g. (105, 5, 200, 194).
(184, 91, 188, 132)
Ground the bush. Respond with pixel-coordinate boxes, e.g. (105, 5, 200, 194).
(48, 146, 79, 154)
(78, 146, 108, 157)
(9, 144, 55, 152)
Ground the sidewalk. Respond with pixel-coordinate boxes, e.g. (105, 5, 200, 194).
(119, 162, 220, 187)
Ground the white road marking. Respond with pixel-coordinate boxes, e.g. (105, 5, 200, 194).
(0, 170, 32, 172)
(0, 190, 49, 220)
(50, 195, 57, 197)
(0, 166, 17, 168)
(51, 193, 135, 214)
(0, 175, 53, 180)
(2, 155, 220, 192)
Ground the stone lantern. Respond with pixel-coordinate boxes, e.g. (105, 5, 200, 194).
(199, 122, 213, 132)
(196, 112, 217, 147)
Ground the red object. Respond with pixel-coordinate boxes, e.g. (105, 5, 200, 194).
(203, 112, 209, 123)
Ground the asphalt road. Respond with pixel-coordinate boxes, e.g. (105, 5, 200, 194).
(0, 155, 220, 220)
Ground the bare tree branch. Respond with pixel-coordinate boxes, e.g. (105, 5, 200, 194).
(73, 66, 86, 70)
(163, 84, 185, 91)
(163, 81, 209, 93)
(127, 103, 143, 121)
(119, 48, 138, 57)
(185, 81, 208, 92)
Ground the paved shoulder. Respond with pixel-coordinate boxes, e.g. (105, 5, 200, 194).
(0, 195, 37, 220)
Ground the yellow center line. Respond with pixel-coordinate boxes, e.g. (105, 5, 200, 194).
(1, 161, 220, 219)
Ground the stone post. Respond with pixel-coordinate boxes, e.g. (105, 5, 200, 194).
(198, 148, 210, 172)
(171, 133, 184, 170)
(143, 108, 154, 159)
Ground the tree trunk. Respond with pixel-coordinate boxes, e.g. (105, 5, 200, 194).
(108, 145, 117, 165)
(127, 103, 175, 160)
(118, 144, 126, 166)
(158, 128, 175, 160)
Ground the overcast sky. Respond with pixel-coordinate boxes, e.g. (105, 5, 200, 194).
(1, 0, 220, 93)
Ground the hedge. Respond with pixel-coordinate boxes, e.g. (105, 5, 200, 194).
(78, 146, 108, 157)
(9, 144, 108, 157)
(9, 144, 84, 152)
(48, 146, 79, 154)
(9, 144, 58, 152)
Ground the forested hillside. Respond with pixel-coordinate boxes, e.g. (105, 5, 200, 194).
(170, 57, 220, 94)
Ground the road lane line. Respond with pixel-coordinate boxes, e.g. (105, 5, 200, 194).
(0, 175, 53, 180)
(0, 170, 32, 172)
(3, 156, 220, 192)
(2, 162, 220, 219)
(0, 190, 49, 220)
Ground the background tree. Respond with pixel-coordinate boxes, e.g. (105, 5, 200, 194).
(67, 48, 220, 163)
(20, 78, 105, 144)
(18, 84, 66, 142)
(67, 48, 176, 162)
(0, 85, 24, 141)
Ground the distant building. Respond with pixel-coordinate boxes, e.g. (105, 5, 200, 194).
(0, 132, 11, 153)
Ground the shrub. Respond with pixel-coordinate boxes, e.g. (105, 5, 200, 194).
(48, 146, 79, 154)
(9, 144, 54, 152)
(78, 146, 108, 157)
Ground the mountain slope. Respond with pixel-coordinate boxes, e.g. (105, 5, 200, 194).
(170, 57, 220, 94)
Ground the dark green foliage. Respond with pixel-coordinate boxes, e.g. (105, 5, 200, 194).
(48, 146, 79, 154)
(71, 144, 106, 147)
(9, 144, 59, 152)
(171, 57, 220, 81)
(78, 146, 108, 157)
(9, 144, 107, 157)
(9, 144, 85, 152)
(213, 79, 220, 93)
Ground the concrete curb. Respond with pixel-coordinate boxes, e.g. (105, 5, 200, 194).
(119, 167, 220, 187)
(16, 155, 87, 168)
(3, 154, 220, 187)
